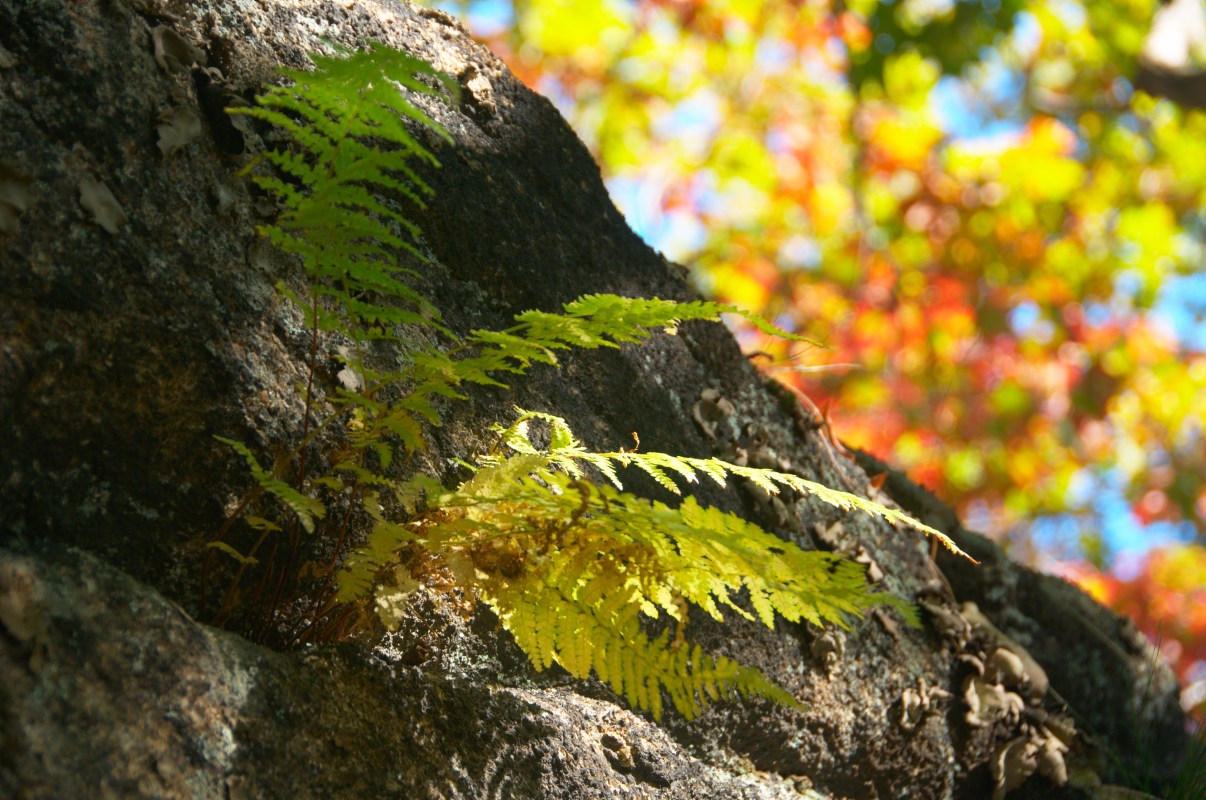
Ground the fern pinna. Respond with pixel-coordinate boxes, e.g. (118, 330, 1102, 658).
(213, 42, 970, 720)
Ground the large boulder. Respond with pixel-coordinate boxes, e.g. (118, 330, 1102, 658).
(0, 0, 1187, 796)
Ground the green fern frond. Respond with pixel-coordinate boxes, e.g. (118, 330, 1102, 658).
(377, 294, 824, 455)
(215, 436, 325, 533)
(554, 294, 819, 347)
(230, 41, 456, 343)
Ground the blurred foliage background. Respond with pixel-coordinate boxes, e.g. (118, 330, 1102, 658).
(431, 0, 1206, 721)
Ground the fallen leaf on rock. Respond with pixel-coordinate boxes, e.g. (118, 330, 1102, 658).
(0, 160, 34, 235)
(156, 106, 202, 157)
(151, 25, 204, 73)
(78, 176, 129, 233)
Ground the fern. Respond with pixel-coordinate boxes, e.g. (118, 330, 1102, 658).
(360, 293, 817, 456)
(338, 414, 940, 720)
(488, 409, 966, 558)
(212, 42, 970, 721)
(214, 436, 325, 533)
(228, 41, 456, 342)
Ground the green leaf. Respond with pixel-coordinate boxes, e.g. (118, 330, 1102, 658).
(205, 541, 260, 566)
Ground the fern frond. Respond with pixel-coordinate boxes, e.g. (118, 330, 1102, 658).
(205, 540, 260, 566)
(337, 453, 911, 719)
(378, 294, 817, 454)
(556, 294, 820, 348)
(215, 436, 325, 533)
(490, 578, 797, 721)
(230, 41, 455, 343)
(490, 410, 970, 559)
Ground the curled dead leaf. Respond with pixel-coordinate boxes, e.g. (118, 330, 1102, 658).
(78, 176, 128, 233)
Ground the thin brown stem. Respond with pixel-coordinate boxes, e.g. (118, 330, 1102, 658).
(327, 484, 361, 572)
(200, 486, 263, 620)
(212, 526, 274, 626)
(295, 280, 322, 487)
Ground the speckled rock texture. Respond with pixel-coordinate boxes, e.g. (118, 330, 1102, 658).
(0, 0, 1189, 798)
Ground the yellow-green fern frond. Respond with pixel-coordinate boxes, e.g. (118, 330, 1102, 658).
(337, 444, 919, 719)
(491, 409, 970, 560)
(488, 574, 797, 721)
(373, 293, 823, 454)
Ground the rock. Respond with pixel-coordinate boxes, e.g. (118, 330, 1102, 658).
(0, 0, 1188, 796)
(0, 544, 812, 799)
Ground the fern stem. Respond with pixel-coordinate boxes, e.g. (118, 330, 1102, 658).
(328, 483, 361, 572)
(295, 278, 322, 487)
(213, 526, 275, 626)
(292, 594, 348, 645)
(247, 539, 282, 641)
(262, 534, 296, 641)
(201, 485, 264, 620)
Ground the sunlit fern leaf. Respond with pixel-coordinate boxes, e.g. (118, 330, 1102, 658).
(371, 294, 825, 455)
(495, 410, 971, 560)
(339, 447, 917, 720)
(485, 568, 794, 721)
(561, 294, 821, 348)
